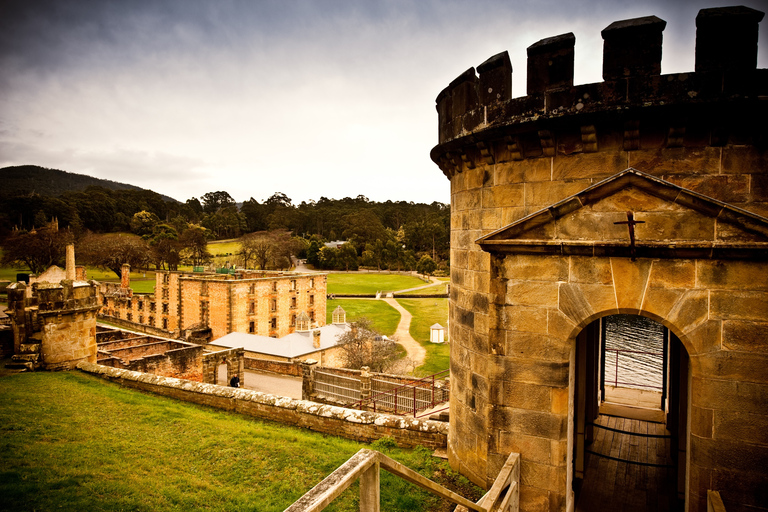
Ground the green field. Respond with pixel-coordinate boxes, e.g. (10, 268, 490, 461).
(327, 273, 428, 295)
(0, 370, 480, 512)
(398, 282, 448, 296)
(207, 239, 241, 256)
(396, 298, 450, 376)
(326, 298, 400, 337)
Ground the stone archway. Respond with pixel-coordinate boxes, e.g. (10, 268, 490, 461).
(553, 257, 706, 512)
(202, 347, 244, 386)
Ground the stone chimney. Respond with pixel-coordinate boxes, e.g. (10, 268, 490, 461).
(121, 264, 131, 289)
(312, 330, 321, 349)
(75, 266, 87, 281)
(65, 244, 75, 281)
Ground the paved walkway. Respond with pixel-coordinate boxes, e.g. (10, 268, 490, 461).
(218, 367, 302, 399)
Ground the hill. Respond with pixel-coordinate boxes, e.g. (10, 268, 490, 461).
(0, 165, 177, 203)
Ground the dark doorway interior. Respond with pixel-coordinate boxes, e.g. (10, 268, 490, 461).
(573, 316, 687, 512)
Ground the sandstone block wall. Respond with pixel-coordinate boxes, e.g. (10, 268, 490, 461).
(432, 6, 767, 512)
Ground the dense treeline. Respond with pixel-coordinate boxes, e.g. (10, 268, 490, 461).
(1, 168, 449, 274)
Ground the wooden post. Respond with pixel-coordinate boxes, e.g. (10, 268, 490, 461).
(360, 460, 380, 512)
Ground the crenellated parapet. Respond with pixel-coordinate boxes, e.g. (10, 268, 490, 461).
(431, 6, 766, 179)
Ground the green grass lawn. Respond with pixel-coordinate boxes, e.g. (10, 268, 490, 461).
(208, 239, 241, 256)
(327, 273, 428, 295)
(396, 298, 450, 376)
(326, 299, 400, 337)
(398, 282, 449, 296)
(0, 370, 480, 512)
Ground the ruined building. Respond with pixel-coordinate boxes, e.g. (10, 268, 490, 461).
(100, 267, 327, 341)
(432, 6, 767, 512)
(6, 245, 100, 370)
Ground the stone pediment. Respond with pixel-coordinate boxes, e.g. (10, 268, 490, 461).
(477, 168, 768, 260)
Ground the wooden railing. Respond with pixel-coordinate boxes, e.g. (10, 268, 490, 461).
(284, 449, 520, 512)
(708, 490, 726, 512)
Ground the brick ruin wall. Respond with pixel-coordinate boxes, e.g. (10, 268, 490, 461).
(77, 362, 448, 450)
(432, 6, 768, 512)
(99, 271, 327, 342)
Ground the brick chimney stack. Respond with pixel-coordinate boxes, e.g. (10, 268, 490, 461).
(312, 330, 321, 349)
(121, 264, 131, 289)
(65, 244, 75, 281)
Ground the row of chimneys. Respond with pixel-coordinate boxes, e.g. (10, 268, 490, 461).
(438, 6, 764, 107)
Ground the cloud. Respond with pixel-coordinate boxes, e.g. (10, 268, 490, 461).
(1, 0, 766, 206)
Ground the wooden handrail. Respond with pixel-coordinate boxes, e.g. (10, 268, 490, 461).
(284, 449, 379, 512)
(457, 452, 520, 512)
(284, 449, 521, 512)
(708, 490, 726, 512)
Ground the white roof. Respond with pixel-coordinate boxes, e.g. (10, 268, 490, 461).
(430, 323, 445, 330)
(211, 323, 350, 358)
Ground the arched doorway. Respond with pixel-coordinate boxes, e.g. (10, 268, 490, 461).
(572, 314, 688, 512)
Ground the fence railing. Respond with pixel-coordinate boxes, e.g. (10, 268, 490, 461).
(356, 369, 450, 417)
(314, 370, 362, 403)
(284, 449, 520, 512)
(604, 348, 664, 390)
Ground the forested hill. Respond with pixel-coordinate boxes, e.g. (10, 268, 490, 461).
(0, 165, 176, 202)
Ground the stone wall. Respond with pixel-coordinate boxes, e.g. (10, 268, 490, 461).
(97, 336, 204, 381)
(7, 280, 101, 370)
(77, 362, 448, 449)
(431, 6, 767, 512)
(244, 357, 302, 376)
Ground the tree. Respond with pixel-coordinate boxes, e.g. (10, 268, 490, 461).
(179, 225, 212, 267)
(130, 210, 160, 237)
(335, 318, 399, 373)
(416, 255, 437, 277)
(336, 242, 359, 271)
(1, 222, 73, 274)
(77, 232, 151, 278)
(239, 230, 297, 269)
(147, 224, 181, 271)
(200, 191, 236, 214)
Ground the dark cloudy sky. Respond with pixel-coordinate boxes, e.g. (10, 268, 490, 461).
(1, 0, 766, 204)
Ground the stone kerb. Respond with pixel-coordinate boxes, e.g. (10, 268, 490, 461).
(77, 362, 448, 449)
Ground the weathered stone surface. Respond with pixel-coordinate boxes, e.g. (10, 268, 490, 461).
(710, 290, 768, 321)
(569, 257, 613, 284)
(722, 321, 768, 353)
(440, 9, 768, 511)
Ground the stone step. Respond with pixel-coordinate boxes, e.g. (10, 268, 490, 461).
(12, 353, 39, 363)
(5, 361, 34, 371)
(19, 343, 41, 354)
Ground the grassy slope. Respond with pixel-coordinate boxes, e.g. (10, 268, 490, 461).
(0, 371, 480, 512)
(396, 298, 450, 376)
(326, 298, 400, 337)
(327, 273, 427, 295)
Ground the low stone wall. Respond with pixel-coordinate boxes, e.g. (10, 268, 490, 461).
(97, 316, 176, 339)
(245, 357, 302, 376)
(77, 362, 448, 449)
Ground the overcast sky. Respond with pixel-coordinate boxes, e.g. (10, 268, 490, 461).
(1, 1, 766, 205)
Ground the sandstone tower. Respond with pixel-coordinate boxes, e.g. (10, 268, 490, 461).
(6, 245, 101, 371)
(432, 6, 767, 512)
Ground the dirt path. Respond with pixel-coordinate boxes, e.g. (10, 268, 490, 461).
(383, 297, 426, 370)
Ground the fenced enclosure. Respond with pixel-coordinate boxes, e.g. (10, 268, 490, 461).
(309, 367, 450, 418)
(313, 369, 362, 403)
(362, 369, 450, 417)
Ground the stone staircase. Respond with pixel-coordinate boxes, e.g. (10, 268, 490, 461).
(6, 340, 41, 371)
